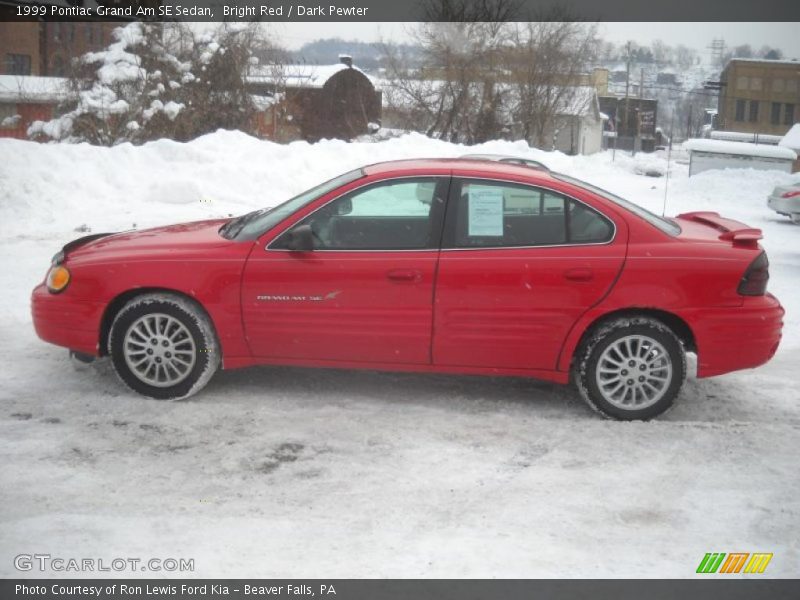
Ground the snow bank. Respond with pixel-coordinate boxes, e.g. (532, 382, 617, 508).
(779, 123, 800, 151)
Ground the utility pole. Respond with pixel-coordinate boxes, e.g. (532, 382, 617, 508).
(635, 67, 644, 155)
(639, 68, 644, 99)
(707, 38, 726, 68)
(624, 41, 631, 154)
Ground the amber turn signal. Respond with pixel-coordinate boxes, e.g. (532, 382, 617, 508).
(46, 265, 71, 293)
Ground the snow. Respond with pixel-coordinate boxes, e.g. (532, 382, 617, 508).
(555, 86, 599, 118)
(779, 123, 800, 151)
(728, 57, 800, 66)
(710, 130, 783, 145)
(0, 75, 70, 103)
(1, 132, 799, 577)
(684, 138, 797, 160)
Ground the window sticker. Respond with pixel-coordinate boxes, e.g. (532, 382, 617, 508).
(468, 186, 504, 236)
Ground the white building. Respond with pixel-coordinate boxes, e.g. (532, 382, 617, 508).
(684, 138, 797, 176)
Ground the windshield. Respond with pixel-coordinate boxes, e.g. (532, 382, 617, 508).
(553, 173, 681, 237)
(223, 168, 365, 240)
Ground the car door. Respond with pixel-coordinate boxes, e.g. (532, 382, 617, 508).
(433, 177, 627, 371)
(241, 176, 449, 365)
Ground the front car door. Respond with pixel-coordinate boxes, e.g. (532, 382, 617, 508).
(433, 176, 627, 371)
(241, 176, 449, 365)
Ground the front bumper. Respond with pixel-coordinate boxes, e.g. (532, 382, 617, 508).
(31, 283, 105, 356)
(691, 293, 784, 378)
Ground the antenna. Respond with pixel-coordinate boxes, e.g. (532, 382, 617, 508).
(662, 108, 677, 217)
(662, 143, 672, 217)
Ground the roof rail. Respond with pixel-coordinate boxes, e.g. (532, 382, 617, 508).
(459, 153, 550, 172)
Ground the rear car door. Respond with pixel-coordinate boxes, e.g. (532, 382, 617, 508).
(433, 177, 627, 371)
(241, 177, 449, 364)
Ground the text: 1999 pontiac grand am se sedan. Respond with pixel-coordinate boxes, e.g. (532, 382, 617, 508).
(32, 157, 784, 420)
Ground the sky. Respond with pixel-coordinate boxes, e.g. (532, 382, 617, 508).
(272, 22, 800, 60)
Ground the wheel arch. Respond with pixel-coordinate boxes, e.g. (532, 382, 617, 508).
(99, 288, 218, 357)
(564, 307, 696, 371)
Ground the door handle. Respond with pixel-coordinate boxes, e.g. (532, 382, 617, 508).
(387, 269, 422, 283)
(564, 268, 594, 282)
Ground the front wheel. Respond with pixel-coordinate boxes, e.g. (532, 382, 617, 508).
(574, 316, 686, 420)
(109, 293, 220, 400)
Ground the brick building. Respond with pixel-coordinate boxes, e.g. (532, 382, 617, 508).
(247, 59, 382, 142)
(718, 58, 800, 136)
(0, 21, 117, 77)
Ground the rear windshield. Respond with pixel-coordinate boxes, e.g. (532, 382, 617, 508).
(553, 173, 681, 236)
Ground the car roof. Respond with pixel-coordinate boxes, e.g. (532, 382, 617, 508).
(362, 158, 559, 184)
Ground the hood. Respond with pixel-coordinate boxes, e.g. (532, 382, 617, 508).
(65, 219, 235, 263)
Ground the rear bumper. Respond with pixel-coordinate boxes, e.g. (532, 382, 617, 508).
(691, 293, 784, 378)
(31, 283, 105, 356)
(767, 195, 800, 216)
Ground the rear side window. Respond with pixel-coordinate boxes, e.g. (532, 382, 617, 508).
(553, 173, 681, 236)
(446, 180, 613, 248)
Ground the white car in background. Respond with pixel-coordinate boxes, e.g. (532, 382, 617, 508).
(768, 183, 800, 224)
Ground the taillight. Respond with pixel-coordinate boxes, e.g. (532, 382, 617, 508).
(737, 252, 769, 296)
(781, 190, 800, 199)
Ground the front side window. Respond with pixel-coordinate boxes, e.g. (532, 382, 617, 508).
(447, 180, 613, 248)
(226, 168, 365, 240)
(273, 178, 443, 250)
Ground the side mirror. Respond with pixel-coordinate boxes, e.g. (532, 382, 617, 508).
(286, 224, 315, 252)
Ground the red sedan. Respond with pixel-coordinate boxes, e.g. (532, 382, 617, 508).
(31, 158, 784, 419)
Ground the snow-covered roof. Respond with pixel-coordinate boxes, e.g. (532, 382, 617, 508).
(779, 124, 800, 151)
(250, 94, 277, 112)
(0, 75, 70, 104)
(709, 130, 782, 145)
(684, 138, 797, 160)
(556, 86, 599, 118)
(247, 63, 373, 89)
(727, 57, 800, 66)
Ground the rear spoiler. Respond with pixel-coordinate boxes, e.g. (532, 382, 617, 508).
(676, 211, 762, 246)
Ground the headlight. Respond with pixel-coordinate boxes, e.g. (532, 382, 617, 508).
(46, 265, 71, 294)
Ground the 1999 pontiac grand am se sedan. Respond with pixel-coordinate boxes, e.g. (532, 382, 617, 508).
(32, 157, 784, 420)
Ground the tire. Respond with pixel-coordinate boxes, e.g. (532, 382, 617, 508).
(790, 213, 800, 225)
(109, 293, 220, 400)
(574, 316, 686, 420)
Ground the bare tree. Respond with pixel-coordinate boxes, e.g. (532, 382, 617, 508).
(505, 21, 598, 147)
(381, 21, 509, 143)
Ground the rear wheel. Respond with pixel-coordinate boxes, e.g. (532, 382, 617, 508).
(574, 316, 686, 420)
(109, 293, 219, 400)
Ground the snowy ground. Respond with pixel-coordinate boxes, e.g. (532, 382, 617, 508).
(0, 132, 799, 578)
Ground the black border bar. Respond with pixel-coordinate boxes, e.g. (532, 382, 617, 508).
(2, 0, 800, 22)
(3, 580, 800, 600)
